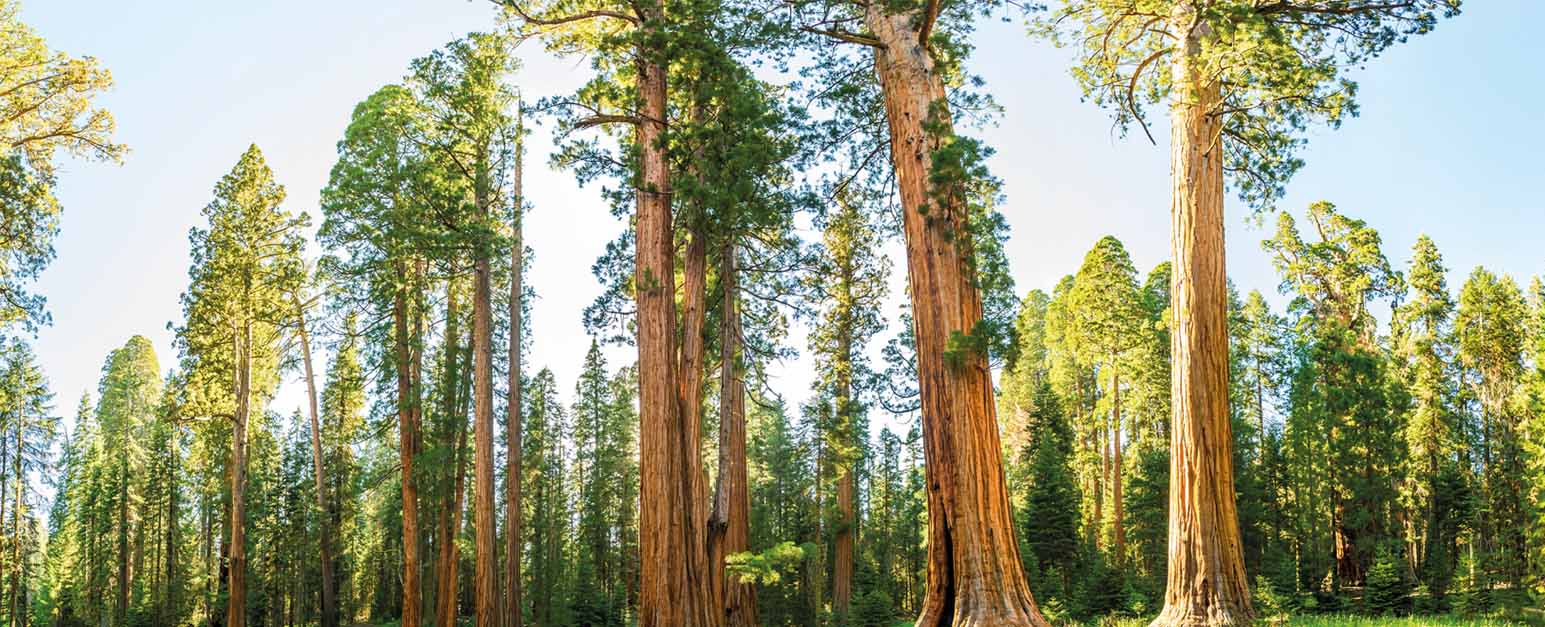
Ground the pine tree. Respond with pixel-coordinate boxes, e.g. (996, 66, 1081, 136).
(1068, 236, 1143, 562)
(804, 197, 889, 620)
(0, 340, 55, 627)
(1391, 235, 1462, 592)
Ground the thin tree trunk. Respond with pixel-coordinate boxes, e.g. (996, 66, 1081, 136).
(1113, 368, 1125, 563)
(833, 252, 856, 618)
(708, 244, 757, 627)
(295, 295, 340, 627)
(504, 132, 525, 627)
(435, 282, 467, 627)
(1150, 6, 1253, 624)
(11, 414, 24, 627)
(119, 461, 130, 626)
(165, 426, 179, 625)
(866, 4, 1046, 625)
(397, 283, 424, 627)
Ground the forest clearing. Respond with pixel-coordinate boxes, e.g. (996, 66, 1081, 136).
(2, 0, 1542, 626)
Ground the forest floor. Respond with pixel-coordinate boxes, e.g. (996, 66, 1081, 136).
(1052, 615, 1542, 627)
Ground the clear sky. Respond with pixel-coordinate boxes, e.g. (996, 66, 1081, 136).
(19, 0, 1544, 440)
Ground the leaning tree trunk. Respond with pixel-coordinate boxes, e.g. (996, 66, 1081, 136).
(1149, 7, 1253, 626)
(505, 137, 525, 627)
(635, 19, 715, 623)
(708, 244, 757, 627)
(866, 5, 1046, 626)
(295, 297, 339, 627)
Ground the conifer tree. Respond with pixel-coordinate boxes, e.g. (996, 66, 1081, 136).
(1455, 266, 1530, 585)
(1037, 2, 1460, 622)
(805, 197, 889, 619)
(176, 145, 306, 627)
(1391, 235, 1461, 590)
(1269, 203, 1405, 589)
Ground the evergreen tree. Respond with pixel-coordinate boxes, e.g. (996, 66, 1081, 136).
(1037, 0, 1460, 621)
(1391, 235, 1463, 593)
(1456, 266, 1530, 586)
(1267, 202, 1403, 586)
(175, 145, 306, 627)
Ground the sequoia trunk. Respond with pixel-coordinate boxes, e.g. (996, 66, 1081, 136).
(1149, 6, 1254, 625)
(473, 166, 500, 627)
(395, 283, 425, 627)
(708, 245, 757, 627)
(227, 323, 252, 627)
(866, 5, 1046, 625)
(435, 283, 467, 627)
(505, 122, 526, 627)
(635, 20, 715, 623)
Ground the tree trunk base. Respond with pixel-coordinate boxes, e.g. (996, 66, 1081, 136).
(916, 605, 1050, 627)
(1148, 602, 1254, 627)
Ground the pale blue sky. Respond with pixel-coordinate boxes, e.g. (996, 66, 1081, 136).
(20, 0, 1543, 438)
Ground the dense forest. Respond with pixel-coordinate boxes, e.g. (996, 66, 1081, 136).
(4, 0, 1542, 626)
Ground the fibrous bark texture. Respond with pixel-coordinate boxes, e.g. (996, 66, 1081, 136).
(635, 28, 715, 624)
(1149, 7, 1254, 625)
(866, 5, 1047, 626)
(709, 245, 757, 627)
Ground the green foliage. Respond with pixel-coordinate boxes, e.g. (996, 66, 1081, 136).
(1365, 546, 1413, 615)
(726, 541, 811, 585)
(1255, 574, 1292, 618)
(1020, 389, 1081, 571)
(1036, 0, 1460, 209)
(0, 0, 124, 330)
(851, 589, 895, 627)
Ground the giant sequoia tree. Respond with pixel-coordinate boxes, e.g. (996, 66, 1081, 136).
(784, 0, 1043, 622)
(1038, 1, 1460, 623)
(176, 145, 306, 627)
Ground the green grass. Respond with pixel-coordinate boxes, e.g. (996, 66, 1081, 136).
(1276, 615, 1534, 626)
(1041, 614, 1539, 627)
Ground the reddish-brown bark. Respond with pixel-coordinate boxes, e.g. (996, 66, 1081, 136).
(294, 296, 339, 627)
(435, 284, 468, 627)
(865, 5, 1047, 625)
(396, 282, 424, 627)
(635, 22, 715, 621)
(1149, 7, 1254, 625)
(505, 132, 526, 627)
(708, 245, 757, 627)
(227, 323, 252, 627)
